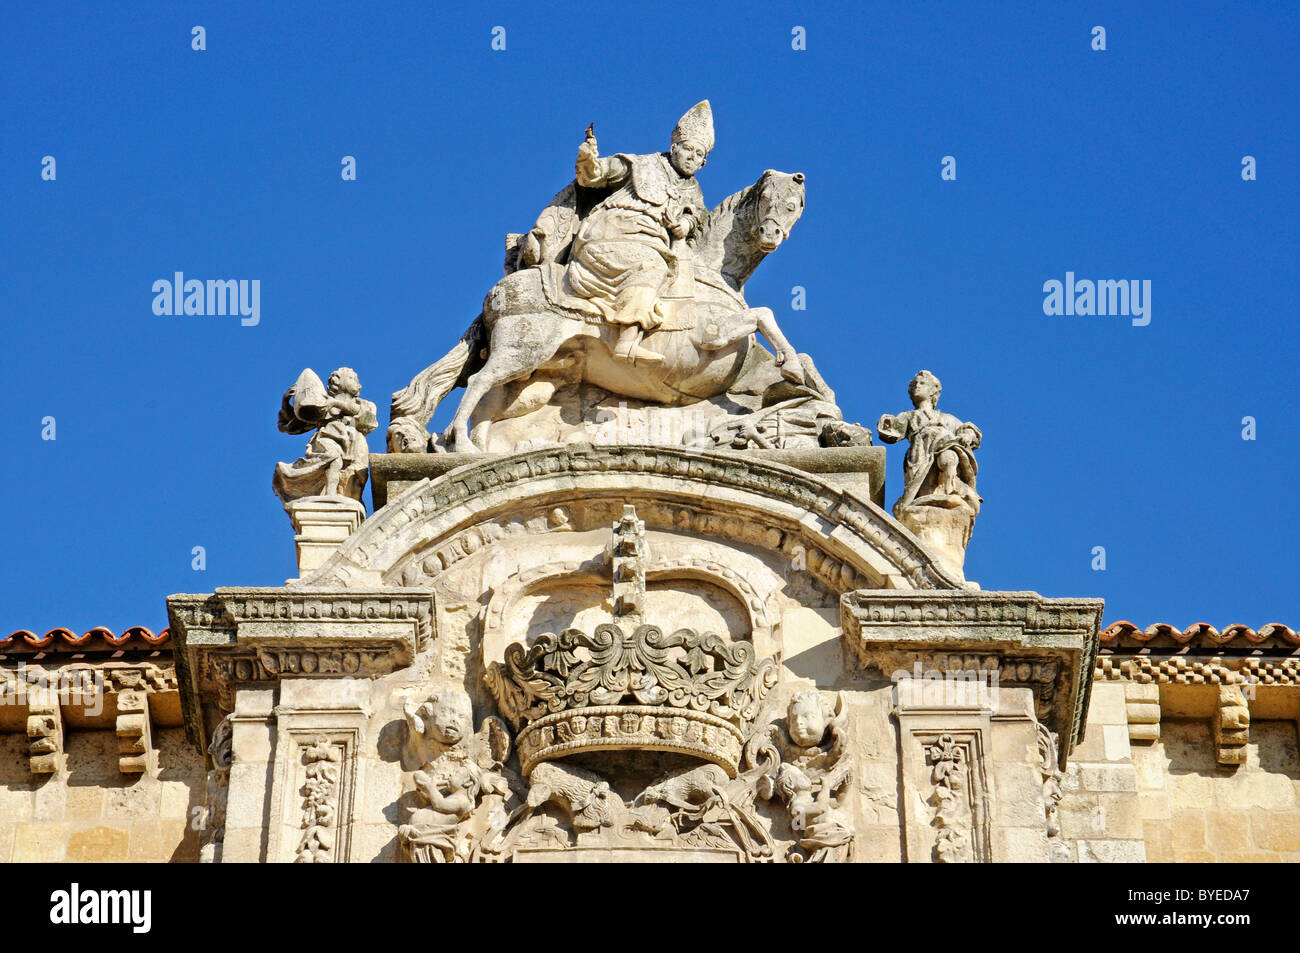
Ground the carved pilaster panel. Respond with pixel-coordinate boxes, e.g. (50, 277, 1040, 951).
(267, 727, 363, 863)
(265, 679, 370, 864)
(895, 708, 991, 863)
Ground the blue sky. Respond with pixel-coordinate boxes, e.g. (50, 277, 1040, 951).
(2, 1, 1297, 633)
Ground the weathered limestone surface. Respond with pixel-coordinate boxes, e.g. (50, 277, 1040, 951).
(1074, 625, 1300, 862)
(0, 729, 203, 863)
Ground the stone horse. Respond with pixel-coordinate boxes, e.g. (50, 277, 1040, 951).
(390, 170, 808, 452)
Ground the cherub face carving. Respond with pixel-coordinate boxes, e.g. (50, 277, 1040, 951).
(414, 690, 473, 747)
(787, 690, 830, 748)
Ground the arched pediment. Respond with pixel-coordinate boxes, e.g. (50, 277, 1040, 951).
(302, 445, 963, 592)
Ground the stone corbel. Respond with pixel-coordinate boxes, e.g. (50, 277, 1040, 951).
(1124, 681, 1161, 743)
(27, 693, 63, 775)
(116, 688, 156, 775)
(1214, 683, 1249, 766)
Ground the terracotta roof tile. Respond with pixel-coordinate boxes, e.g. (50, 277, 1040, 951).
(1, 626, 171, 651)
(1101, 621, 1299, 649)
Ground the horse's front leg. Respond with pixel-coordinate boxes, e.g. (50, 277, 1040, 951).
(444, 313, 578, 450)
(752, 307, 805, 384)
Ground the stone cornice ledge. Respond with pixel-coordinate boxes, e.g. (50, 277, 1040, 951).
(166, 588, 435, 748)
(840, 590, 1103, 766)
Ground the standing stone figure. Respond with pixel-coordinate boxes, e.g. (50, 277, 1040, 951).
(563, 101, 715, 365)
(877, 370, 982, 517)
(877, 371, 982, 580)
(272, 367, 378, 503)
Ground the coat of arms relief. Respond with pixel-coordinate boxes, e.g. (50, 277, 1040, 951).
(396, 506, 854, 864)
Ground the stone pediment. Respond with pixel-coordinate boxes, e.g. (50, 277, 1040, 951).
(300, 444, 963, 593)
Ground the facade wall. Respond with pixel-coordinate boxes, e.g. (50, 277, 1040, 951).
(0, 728, 203, 863)
(5, 677, 1297, 863)
(1134, 719, 1300, 862)
(1058, 682, 1147, 862)
(1060, 679, 1300, 863)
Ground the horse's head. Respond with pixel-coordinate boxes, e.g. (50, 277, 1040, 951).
(754, 170, 806, 253)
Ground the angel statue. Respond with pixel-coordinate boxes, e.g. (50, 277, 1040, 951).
(876, 370, 982, 519)
(746, 690, 854, 863)
(272, 367, 378, 504)
(398, 688, 514, 863)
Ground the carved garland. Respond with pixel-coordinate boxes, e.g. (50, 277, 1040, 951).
(927, 735, 972, 863)
(295, 738, 344, 863)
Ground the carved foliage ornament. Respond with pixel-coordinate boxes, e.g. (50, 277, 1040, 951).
(927, 735, 972, 863)
(296, 739, 343, 863)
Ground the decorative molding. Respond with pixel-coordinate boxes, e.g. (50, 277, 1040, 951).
(0, 661, 176, 704)
(843, 590, 1102, 764)
(306, 445, 964, 591)
(1095, 654, 1300, 686)
(395, 500, 857, 605)
(166, 588, 432, 748)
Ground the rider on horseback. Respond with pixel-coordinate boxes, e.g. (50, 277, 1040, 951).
(563, 101, 715, 366)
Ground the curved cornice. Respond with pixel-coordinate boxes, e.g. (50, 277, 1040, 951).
(303, 445, 963, 591)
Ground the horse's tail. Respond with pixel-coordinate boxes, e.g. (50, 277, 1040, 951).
(390, 315, 487, 427)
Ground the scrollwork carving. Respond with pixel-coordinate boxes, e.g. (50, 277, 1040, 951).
(486, 623, 778, 776)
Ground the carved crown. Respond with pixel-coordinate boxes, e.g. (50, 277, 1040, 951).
(485, 623, 778, 777)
